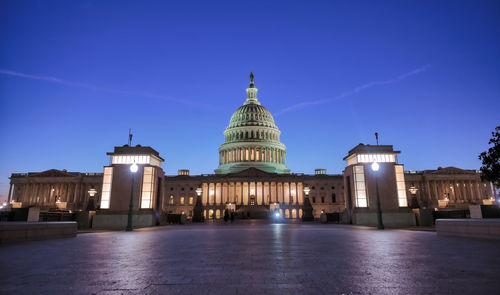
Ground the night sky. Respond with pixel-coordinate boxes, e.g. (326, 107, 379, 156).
(1, 1, 499, 200)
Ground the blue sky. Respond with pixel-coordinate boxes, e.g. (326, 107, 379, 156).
(1, 0, 499, 200)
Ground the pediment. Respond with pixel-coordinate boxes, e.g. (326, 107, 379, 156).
(228, 167, 277, 177)
(430, 167, 471, 175)
(31, 169, 76, 177)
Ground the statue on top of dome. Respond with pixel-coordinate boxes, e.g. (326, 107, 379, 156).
(249, 72, 255, 88)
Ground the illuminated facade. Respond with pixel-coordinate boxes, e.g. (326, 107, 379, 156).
(7, 73, 496, 227)
(215, 72, 290, 174)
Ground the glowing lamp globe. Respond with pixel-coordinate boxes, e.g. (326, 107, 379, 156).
(130, 163, 139, 173)
(371, 162, 380, 171)
(275, 212, 280, 217)
(195, 187, 202, 196)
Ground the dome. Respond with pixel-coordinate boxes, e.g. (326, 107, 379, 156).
(228, 104, 278, 129)
(214, 73, 290, 174)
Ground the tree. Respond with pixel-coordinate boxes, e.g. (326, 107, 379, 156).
(479, 125, 500, 188)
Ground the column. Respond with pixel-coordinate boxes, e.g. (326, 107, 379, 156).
(240, 182, 244, 204)
(214, 182, 218, 204)
(468, 180, 474, 202)
(272, 182, 275, 203)
(257, 182, 262, 205)
(461, 181, 467, 202)
(208, 183, 213, 205)
(292, 182, 297, 204)
(261, 181, 265, 204)
(73, 182, 79, 208)
(298, 182, 303, 205)
(424, 179, 431, 204)
(475, 181, 481, 200)
(243, 182, 248, 205)
(432, 181, 438, 200)
(7, 183, 13, 202)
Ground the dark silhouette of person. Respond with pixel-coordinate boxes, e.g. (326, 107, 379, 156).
(224, 209, 229, 222)
(230, 211, 234, 223)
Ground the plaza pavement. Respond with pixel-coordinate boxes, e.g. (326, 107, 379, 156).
(1, 221, 499, 294)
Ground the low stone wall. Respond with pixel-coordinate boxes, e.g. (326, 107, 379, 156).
(436, 219, 500, 239)
(92, 210, 155, 229)
(0, 222, 77, 243)
(354, 212, 416, 227)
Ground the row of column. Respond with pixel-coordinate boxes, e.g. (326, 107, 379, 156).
(201, 181, 303, 206)
(421, 179, 487, 202)
(219, 147, 285, 165)
(204, 208, 303, 219)
(11, 182, 95, 209)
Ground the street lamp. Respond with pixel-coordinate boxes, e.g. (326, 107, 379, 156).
(195, 187, 202, 198)
(371, 162, 384, 230)
(303, 186, 310, 196)
(126, 162, 138, 231)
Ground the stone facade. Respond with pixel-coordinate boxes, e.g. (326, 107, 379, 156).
(6, 74, 496, 224)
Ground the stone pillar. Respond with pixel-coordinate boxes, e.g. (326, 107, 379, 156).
(461, 181, 467, 202)
(261, 181, 265, 204)
(298, 182, 303, 205)
(73, 182, 79, 208)
(468, 180, 474, 202)
(7, 183, 13, 202)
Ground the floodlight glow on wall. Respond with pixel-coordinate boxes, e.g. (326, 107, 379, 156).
(371, 162, 380, 171)
(130, 163, 138, 173)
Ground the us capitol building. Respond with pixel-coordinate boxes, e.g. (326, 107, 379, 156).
(7, 74, 496, 227)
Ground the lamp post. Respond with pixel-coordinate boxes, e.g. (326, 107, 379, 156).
(371, 162, 384, 230)
(302, 186, 314, 221)
(126, 162, 138, 231)
(195, 187, 202, 200)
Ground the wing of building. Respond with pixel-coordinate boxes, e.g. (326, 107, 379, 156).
(6, 74, 497, 228)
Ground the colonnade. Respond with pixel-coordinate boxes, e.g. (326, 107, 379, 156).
(219, 147, 285, 165)
(415, 179, 491, 203)
(10, 182, 99, 210)
(201, 181, 303, 206)
(204, 207, 303, 220)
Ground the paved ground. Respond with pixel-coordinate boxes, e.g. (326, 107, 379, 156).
(1, 221, 500, 294)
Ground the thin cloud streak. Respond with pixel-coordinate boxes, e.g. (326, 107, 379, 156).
(276, 64, 431, 116)
(0, 69, 207, 107)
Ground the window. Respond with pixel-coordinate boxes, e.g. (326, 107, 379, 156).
(353, 165, 367, 207)
(321, 196, 325, 203)
(181, 187, 185, 191)
(180, 197, 185, 205)
(312, 186, 315, 190)
(100, 167, 113, 209)
(312, 197, 316, 203)
(346, 153, 397, 166)
(332, 193, 336, 203)
(169, 195, 174, 204)
(170, 187, 174, 191)
(331, 186, 335, 190)
(141, 167, 155, 208)
(395, 165, 408, 207)
(320, 187, 324, 190)
(111, 155, 160, 167)
(189, 197, 193, 205)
